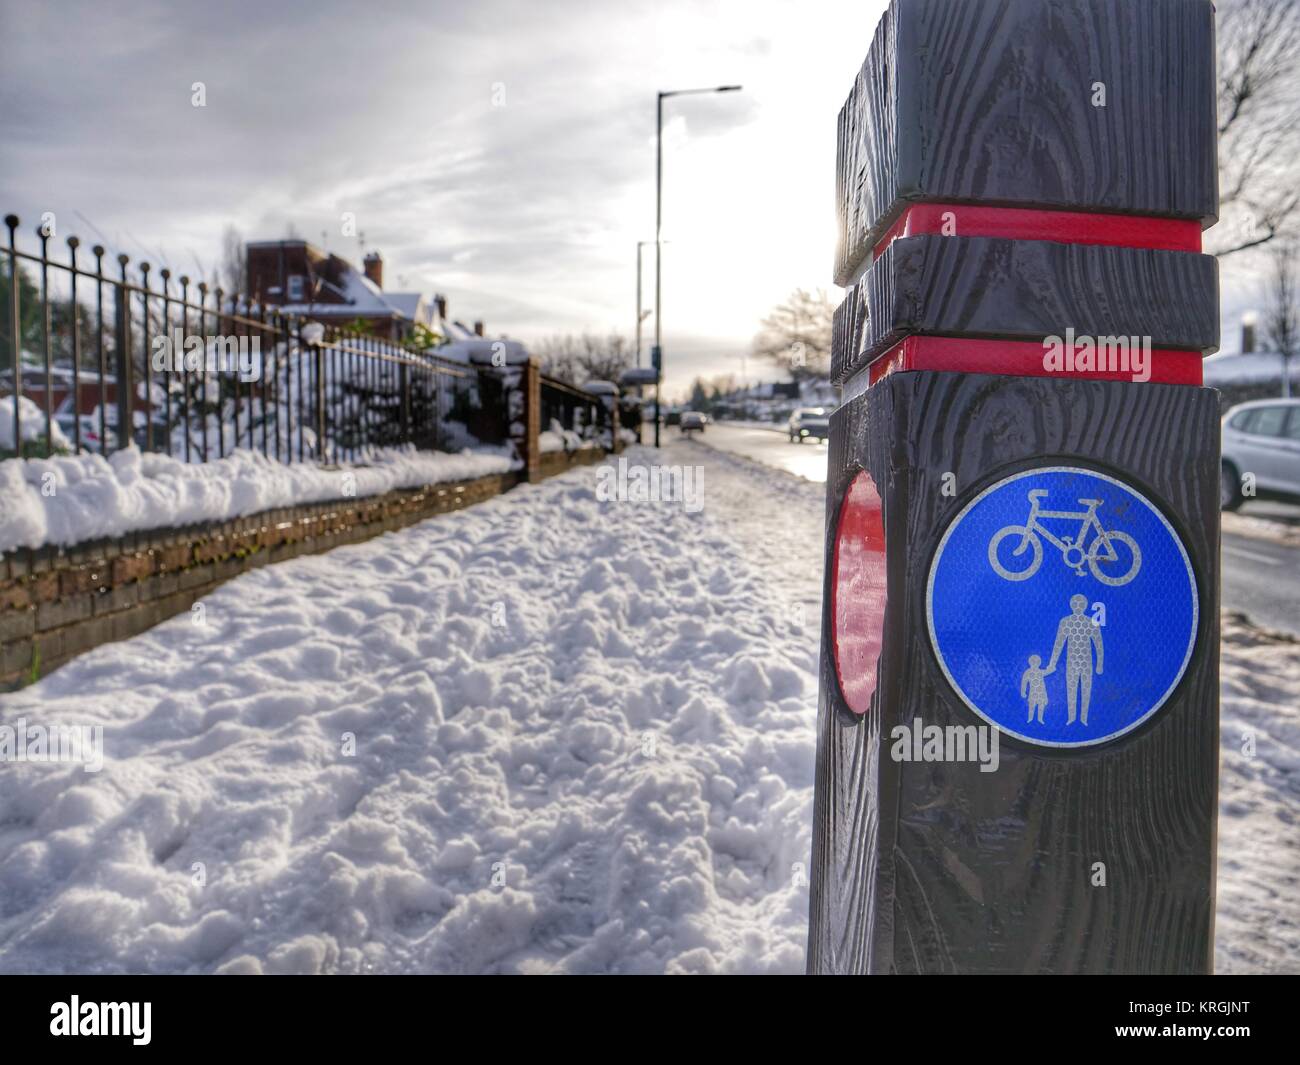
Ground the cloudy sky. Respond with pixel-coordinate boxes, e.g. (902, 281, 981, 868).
(0, 0, 902, 397)
(0, 0, 1268, 398)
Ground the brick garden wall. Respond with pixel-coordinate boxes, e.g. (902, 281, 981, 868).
(538, 446, 605, 478)
(0, 443, 609, 689)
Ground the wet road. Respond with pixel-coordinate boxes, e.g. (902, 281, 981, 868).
(692, 421, 831, 484)
(1221, 506, 1300, 636)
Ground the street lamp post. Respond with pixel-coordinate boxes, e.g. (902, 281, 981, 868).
(653, 84, 741, 447)
(635, 240, 653, 368)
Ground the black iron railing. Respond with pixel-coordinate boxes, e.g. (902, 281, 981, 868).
(2, 214, 509, 463)
(539, 374, 609, 445)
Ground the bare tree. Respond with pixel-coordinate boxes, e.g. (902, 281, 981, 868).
(534, 332, 633, 383)
(220, 225, 247, 297)
(1211, 0, 1300, 259)
(706, 372, 738, 397)
(752, 287, 835, 379)
(1262, 240, 1299, 396)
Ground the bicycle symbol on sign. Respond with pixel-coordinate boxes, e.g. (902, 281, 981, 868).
(987, 491, 1142, 586)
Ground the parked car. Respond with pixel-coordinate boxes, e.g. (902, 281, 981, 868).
(54, 404, 118, 452)
(1220, 398, 1300, 510)
(788, 406, 831, 443)
(679, 411, 707, 434)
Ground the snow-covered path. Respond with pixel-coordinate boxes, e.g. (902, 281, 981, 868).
(1215, 616, 1300, 974)
(0, 440, 1295, 974)
(0, 443, 826, 974)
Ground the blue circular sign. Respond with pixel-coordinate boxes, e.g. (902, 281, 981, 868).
(927, 466, 1198, 748)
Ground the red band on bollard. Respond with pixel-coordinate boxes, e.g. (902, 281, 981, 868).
(868, 336, 1204, 387)
(872, 204, 1203, 260)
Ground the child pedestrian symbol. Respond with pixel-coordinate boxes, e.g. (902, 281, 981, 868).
(1020, 655, 1052, 724)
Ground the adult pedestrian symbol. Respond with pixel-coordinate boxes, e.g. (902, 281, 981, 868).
(927, 467, 1198, 747)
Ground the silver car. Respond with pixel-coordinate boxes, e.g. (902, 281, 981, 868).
(1220, 398, 1300, 510)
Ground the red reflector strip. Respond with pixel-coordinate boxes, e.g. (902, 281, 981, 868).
(868, 336, 1204, 387)
(872, 204, 1203, 260)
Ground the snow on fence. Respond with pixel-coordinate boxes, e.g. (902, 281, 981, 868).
(539, 373, 614, 451)
(1, 214, 511, 465)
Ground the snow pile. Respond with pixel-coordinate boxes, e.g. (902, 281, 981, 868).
(1215, 614, 1300, 974)
(1204, 351, 1300, 387)
(0, 395, 72, 452)
(0, 443, 824, 974)
(0, 438, 1290, 974)
(1222, 510, 1300, 548)
(0, 444, 519, 554)
(540, 419, 600, 455)
(538, 430, 569, 454)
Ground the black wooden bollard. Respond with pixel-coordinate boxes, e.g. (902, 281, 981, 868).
(809, 0, 1221, 974)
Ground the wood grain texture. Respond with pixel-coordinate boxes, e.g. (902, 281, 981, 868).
(836, 2, 902, 290)
(832, 236, 1220, 384)
(808, 371, 1220, 973)
(834, 0, 1218, 286)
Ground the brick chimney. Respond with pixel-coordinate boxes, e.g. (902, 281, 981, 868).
(473, 320, 484, 336)
(363, 251, 383, 289)
(434, 294, 447, 320)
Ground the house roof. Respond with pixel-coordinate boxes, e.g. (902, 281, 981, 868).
(278, 269, 432, 326)
(254, 240, 431, 326)
(383, 292, 428, 323)
(436, 337, 529, 366)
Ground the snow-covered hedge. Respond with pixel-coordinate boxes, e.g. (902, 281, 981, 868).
(0, 395, 73, 453)
(0, 444, 520, 554)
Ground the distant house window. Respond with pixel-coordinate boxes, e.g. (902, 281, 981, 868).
(286, 274, 305, 301)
